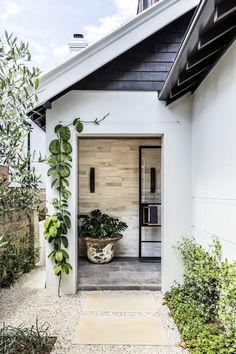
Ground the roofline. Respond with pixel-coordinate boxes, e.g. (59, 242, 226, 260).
(37, 0, 199, 107)
(159, 0, 236, 103)
(159, 0, 207, 100)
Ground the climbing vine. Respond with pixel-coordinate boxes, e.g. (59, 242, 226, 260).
(44, 115, 108, 296)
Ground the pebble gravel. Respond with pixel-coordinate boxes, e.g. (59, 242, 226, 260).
(0, 267, 187, 354)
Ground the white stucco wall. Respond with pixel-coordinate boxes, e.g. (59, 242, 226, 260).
(46, 90, 192, 294)
(192, 42, 236, 261)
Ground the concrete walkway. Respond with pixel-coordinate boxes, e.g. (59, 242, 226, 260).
(0, 267, 186, 354)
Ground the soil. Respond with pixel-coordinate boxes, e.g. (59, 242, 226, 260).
(4, 336, 57, 354)
(44, 336, 57, 353)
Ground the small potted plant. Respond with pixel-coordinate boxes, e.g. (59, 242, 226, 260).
(79, 209, 128, 264)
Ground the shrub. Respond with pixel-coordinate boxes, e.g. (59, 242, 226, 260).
(0, 320, 54, 354)
(0, 234, 38, 288)
(218, 260, 236, 336)
(176, 237, 222, 321)
(79, 209, 128, 239)
(165, 238, 236, 353)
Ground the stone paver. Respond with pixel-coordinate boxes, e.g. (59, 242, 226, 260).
(0, 267, 186, 354)
(78, 257, 161, 290)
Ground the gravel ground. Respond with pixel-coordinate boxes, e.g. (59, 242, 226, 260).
(0, 267, 187, 354)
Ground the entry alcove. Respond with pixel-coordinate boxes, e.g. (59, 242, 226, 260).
(77, 137, 162, 290)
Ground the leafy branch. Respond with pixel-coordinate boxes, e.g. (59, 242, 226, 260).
(0, 31, 41, 221)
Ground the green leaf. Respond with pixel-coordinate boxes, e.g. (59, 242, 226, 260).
(44, 217, 52, 229)
(76, 121, 84, 133)
(47, 166, 56, 176)
(63, 210, 71, 216)
(59, 126, 71, 141)
(55, 219, 61, 228)
(55, 250, 63, 262)
(62, 190, 71, 199)
(44, 232, 50, 240)
(62, 262, 72, 274)
(51, 179, 58, 188)
(59, 165, 70, 178)
(61, 178, 69, 187)
(62, 141, 72, 154)
(73, 118, 80, 126)
(49, 139, 60, 154)
(62, 250, 69, 259)
(55, 124, 63, 134)
(48, 250, 56, 260)
(34, 78, 39, 90)
(61, 237, 69, 248)
(64, 162, 72, 168)
(61, 153, 72, 162)
(49, 225, 57, 237)
(54, 265, 62, 276)
(63, 215, 71, 229)
(48, 155, 59, 167)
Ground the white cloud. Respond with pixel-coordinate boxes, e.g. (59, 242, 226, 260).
(29, 40, 45, 54)
(50, 43, 69, 59)
(31, 53, 47, 66)
(0, 2, 19, 24)
(84, 0, 137, 43)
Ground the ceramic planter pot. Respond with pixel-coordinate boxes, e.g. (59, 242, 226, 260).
(83, 234, 123, 264)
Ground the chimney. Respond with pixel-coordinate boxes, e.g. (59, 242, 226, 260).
(68, 34, 88, 54)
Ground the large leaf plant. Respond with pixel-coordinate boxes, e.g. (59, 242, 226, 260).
(44, 115, 108, 296)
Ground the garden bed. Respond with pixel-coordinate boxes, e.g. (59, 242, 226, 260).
(164, 238, 236, 354)
(0, 322, 56, 354)
(0, 233, 38, 288)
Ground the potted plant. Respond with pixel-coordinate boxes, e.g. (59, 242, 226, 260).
(79, 209, 128, 264)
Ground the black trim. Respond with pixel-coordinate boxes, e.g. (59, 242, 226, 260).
(150, 167, 156, 193)
(159, 0, 236, 104)
(89, 167, 95, 193)
(139, 146, 162, 262)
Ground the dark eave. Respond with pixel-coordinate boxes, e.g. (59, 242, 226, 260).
(159, 0, 236, 105)
(28, 105, 47, 131)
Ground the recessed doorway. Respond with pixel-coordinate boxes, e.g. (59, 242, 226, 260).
(77, 137, 162, 290)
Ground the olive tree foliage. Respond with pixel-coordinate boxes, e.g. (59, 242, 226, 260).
(0, 31, 41, 219)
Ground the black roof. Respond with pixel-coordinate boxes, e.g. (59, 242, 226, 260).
(159, 0, 236, 104)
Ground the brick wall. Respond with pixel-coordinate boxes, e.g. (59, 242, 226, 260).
(78, 138, 161, 257)
(0, 210, 31, 244)
(0, 188, 45, 244)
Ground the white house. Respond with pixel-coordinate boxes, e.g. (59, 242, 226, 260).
(31, 0, 236, 295)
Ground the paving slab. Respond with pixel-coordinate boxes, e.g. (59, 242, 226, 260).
(83, 293, 158, 312)
(72, 316, 168, 346)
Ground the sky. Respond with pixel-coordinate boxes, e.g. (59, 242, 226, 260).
(0, 0, 138, 73)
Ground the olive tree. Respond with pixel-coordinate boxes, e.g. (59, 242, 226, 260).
(0, 31, 41, 219)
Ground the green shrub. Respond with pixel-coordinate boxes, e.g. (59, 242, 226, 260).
(218, 260, 236, 336)
(79, 209, 128, 239)
(176, 237, 222, 320)
(0, 234, 38, 288)
(0, 320, 53, 354)
(165, 238, 236, 354)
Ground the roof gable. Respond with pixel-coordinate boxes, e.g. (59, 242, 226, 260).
(74, 11, 194, 93)
(37, 0, 199, 108)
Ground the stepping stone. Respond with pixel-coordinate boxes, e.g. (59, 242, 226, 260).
(83, 293, 158, 312)
(72, 316, 168, 346)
